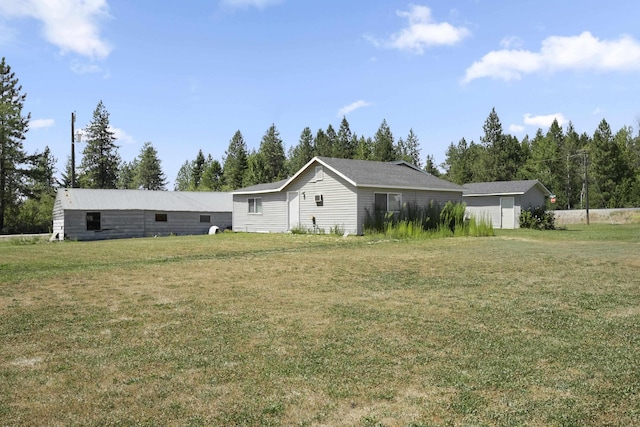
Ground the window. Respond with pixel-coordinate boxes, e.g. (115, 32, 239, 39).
(86, 212, 101, 231)
(248, 198, 262, 214)
(374, 193, 402, 212)
(155, 213, 168, 222)
(315, 165, 323, 181)
(200, 215, 211, 223)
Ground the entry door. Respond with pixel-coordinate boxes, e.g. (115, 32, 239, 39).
(288, 192, 300, 230)
(500, 197, 515, 229)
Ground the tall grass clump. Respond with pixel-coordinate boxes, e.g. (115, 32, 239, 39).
(365, 201, 493, 238)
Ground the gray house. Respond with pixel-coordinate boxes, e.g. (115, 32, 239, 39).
(463, 180, 552, 229)
(232, 156, 464, 234)
(52, 189, 232, 241)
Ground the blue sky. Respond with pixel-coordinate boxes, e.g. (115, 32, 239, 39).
(2, 0, 640, 187)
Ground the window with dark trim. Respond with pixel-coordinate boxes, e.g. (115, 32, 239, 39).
(200, 215, 211, 223)
(155, 213, 168, 222)
(374, 193, 402, 213)
(248, 198, 262, 214)
(86, 212, 101, 231)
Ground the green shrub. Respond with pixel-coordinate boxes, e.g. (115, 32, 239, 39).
(519, 206, 556, 230)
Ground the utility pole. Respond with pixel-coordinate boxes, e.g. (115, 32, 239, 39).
(581, 150, 590, 225)
(71, 112, 76, 188)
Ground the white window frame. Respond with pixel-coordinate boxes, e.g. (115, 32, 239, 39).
(248, 197, 263, 214)
(374, 192, 402, 213)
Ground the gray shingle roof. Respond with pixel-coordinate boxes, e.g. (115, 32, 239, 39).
(233, 157, 463, 194)
(463, 180, 551, 196)
(57, 189, 233, 211)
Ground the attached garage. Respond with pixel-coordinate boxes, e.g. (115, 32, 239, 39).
(463, 180, 552, 229)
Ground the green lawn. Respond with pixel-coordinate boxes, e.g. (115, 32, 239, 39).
(1, 225, 639, 426)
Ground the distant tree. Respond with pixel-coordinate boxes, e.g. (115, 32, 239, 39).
(589, 119, 630, 207)
(243, 149, 267, 187)
(424, 154, 441, 176)
(397, 128, 422, 167)
(287, 126, 315, 175)
(222, 130, 248, 190)
(117, 160, 138, 189)
(174, 160, 192, 191)
(8, 146, 57, 233)
(372, 119, 396, 162)
(0, 57, 31, 232)
(258, 124, 286, 182)
(334, 117, 354, 158)
(58, 156, 73, 188)
(190, 149, 206, 190)
(201, 157, 223, 191)
(354, 136, 372, 160)
(477, 107, 505, 181)
(135, 142, 166, 190)
(78, 101, 120, 189)
(315, 126, 334, 157)
(443, 138, 476, 184)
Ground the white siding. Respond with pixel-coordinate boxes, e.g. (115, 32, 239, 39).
(60, 210, 231, 241)
(51, 195, 65, 240)
(232, 193, 288, 232)
(464, 187, 547, 229)
(356, 188, 463, 234)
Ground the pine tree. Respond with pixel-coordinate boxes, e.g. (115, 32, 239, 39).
(477, 108, 505, 181)
(117, 160, 138, 189)
(590, 119, 628, 207)
(191, 149, 206, 190)
(372, 119, 396, 162)
(424, 155, 441, 176)
(398, 129, 422, 167)
(315, 126, 334, 157)
(78, 101, 120, 189)
(354, 136, 372, 160)
(201, 158, 223, 191)
(174, 160, 193, 191)
(334, 116, 354, 158)
(243, 149, 267, 187)
(287, 126, 315, 175)
(135, 142, 166, 190)
(0, 57, 30, 232)
(222, 130, 248, 190)
(258, 124, 286, 183)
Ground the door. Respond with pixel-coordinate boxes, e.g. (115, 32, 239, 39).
(288, 191, 300, 230)
(500, 197, 515, 229)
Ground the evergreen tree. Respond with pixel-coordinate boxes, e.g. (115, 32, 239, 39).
(117, 160, 138, 189)
(334, 117, 354, 158)
(58, 156, 73, 188)
(477, 108, 505, 181)
(222, 130, 248, 190)
(135, 142, 166, 190)
(287, 126, 315, 175)
(201, 157, 223, 191)
(354, 136, 372, 160)
(589, 119, 627, 207)
(443, 138, 476, 184)
(315, 127, 333, 157)
(0, 57, 30, 232)
(372, 119, 396, 162)
(78, 101, 120, 189)
(191, 149, 206, 190)
(398, 129, 422, 167)
(258, 124, 286, 182)
(243, 149, 267, 187)
(424, 154, 441, 176)
(174, 160, 192, 191)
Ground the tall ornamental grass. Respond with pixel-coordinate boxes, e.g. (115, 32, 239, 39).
(364, 201, 493, 238)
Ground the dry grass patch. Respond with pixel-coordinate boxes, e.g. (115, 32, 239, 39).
(1, 227, 640, 425)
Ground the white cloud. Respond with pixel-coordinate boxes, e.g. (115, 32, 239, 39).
(220, 0, 283, 9)
(70, 61, 102, 74)
(110, 127, 135, 145)
(500, 36, 523, 49)
(0, 0, 112, 59)
(337, 100, 372, 117)
(592, 107, 605, 116)
(463, 31, 640, 83)
(370, 5, 470, 54)
(523, 113, 567, 128)
(509, 124, 525, 133)
(31, 118, 55, 129)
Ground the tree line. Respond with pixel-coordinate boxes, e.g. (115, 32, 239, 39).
(2, 56, 639, 233)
